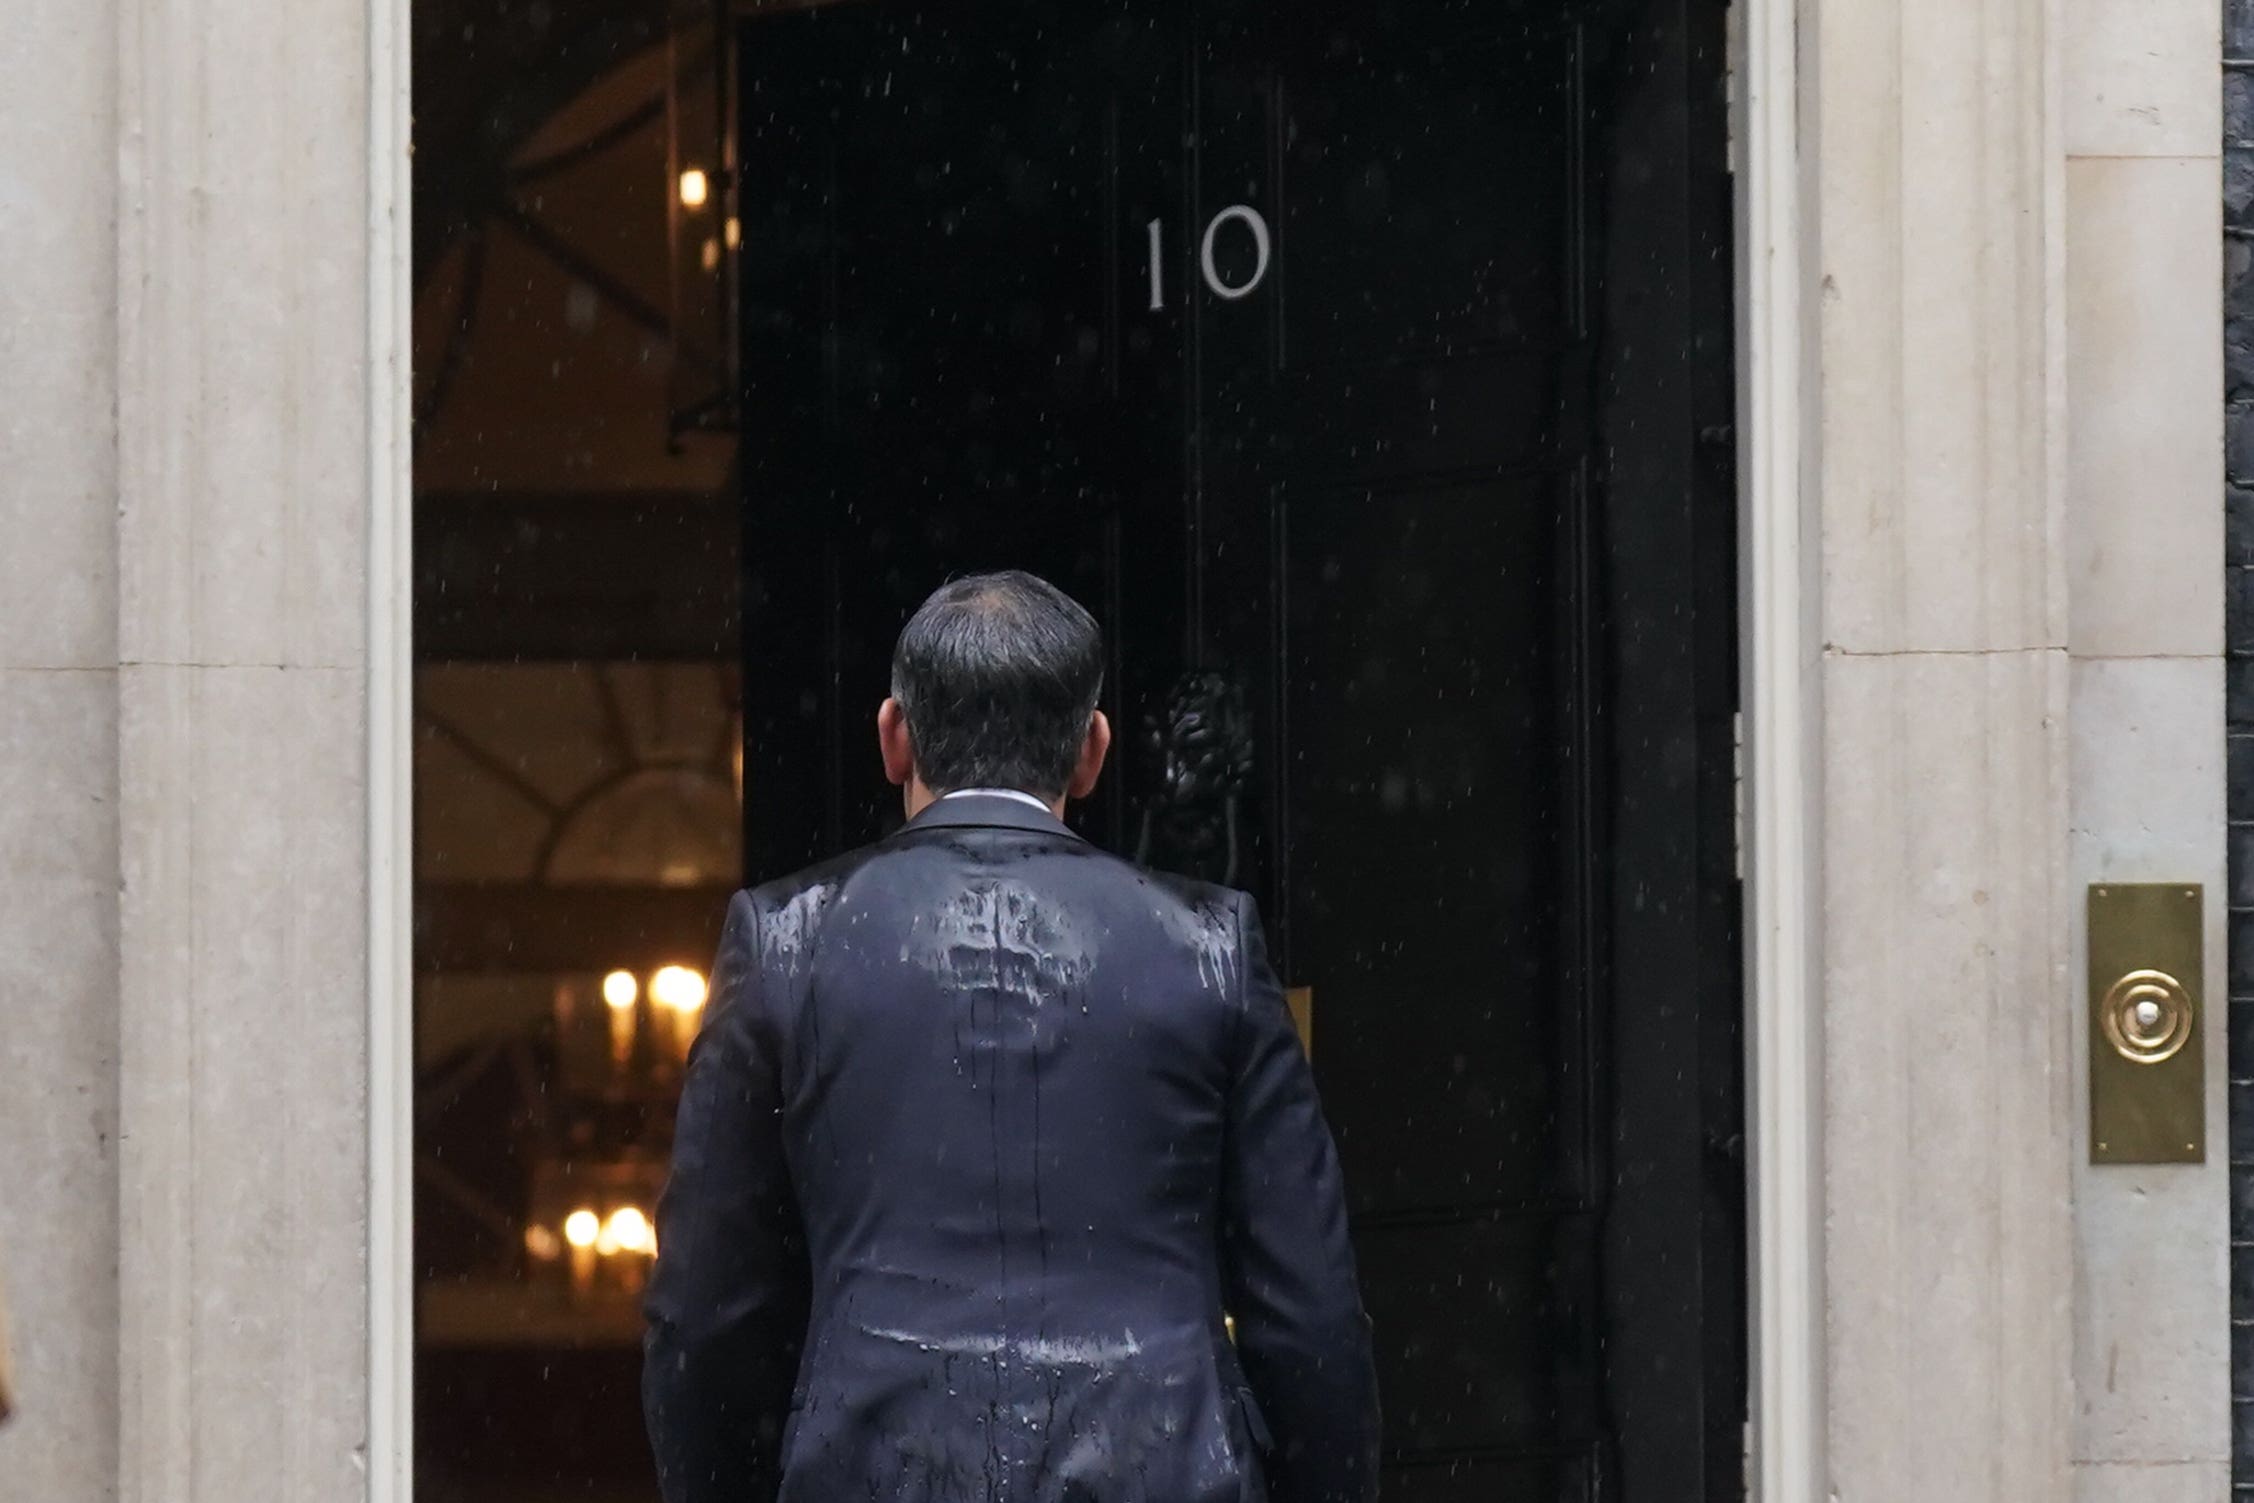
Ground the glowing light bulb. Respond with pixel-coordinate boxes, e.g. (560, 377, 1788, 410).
(524, 1224, 562, 1261)
(602, 970, 638, 1067)
(651, 966, 707, 1012)
(606, 1205, 654, 1256)
(678, 168, 709, 209)
(564, 1207, 602, 1297)
(652, 965, 707, 1060)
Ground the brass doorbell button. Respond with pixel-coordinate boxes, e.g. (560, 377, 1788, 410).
(2097, 969, 2193, 1065)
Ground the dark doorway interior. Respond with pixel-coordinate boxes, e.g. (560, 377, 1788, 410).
(737, 0, 1742, 1496)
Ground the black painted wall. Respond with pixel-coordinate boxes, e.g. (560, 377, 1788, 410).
(2227, 5, 2254, 1490)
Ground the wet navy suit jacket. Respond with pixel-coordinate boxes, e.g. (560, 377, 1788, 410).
(643, 793, 1380, 1503)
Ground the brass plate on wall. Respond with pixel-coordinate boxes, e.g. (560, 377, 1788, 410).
(2087, 883, 2204, 1164)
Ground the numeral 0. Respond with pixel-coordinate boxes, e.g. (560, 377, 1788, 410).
(1199, 205, 1271, 300)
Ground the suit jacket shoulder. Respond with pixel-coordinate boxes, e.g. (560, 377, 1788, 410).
(735, 844, 890, 981)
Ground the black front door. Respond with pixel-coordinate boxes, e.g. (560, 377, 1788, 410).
(737, 2, 1741, 1497)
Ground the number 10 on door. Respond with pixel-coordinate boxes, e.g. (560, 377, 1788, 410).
(1146, 207, 1273, 311)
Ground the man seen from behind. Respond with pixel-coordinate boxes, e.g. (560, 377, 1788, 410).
(643, 570, 1380, 1503)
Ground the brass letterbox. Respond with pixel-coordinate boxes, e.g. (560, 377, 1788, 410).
(1284, 986, 1313, 1057)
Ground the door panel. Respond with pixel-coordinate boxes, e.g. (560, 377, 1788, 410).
(1273, 29, 1574, 373)
(1356, 1216, 1571, 1450)
(1192, 5, 1617, 1485)
(737, 0, 1182, 875)
(1279, 477, 1566, 1220)
(735, 1, 1740, 1496)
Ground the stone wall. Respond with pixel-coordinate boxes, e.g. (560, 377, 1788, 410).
(0, 0, 122, 1492)
(0, 0, 383, 1493)
(1803, 0, 2075, 1490)
(2060, 2, 2229, 1500)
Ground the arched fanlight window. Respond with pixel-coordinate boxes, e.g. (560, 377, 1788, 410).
(416, 661, 741, 889)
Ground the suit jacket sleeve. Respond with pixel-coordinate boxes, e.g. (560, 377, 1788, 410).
(643, 890, 811, 1503)
(1219, 893, 1382, 1503)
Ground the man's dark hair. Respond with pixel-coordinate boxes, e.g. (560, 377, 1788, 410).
(890, 571, 1104, 798)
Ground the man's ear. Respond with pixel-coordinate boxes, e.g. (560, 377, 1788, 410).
(1065, 709, 1111, 801)
(878, 698, 916, 787)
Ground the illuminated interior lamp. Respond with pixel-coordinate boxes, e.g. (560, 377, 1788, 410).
(606, 1205, 655, 1257)
(678, 167, 709, 209)
(564, 1207, 601, 1296)
(651, 965, 707, 1010)
(602, 969, 638, 1068)
(651, 965, 708, 1059)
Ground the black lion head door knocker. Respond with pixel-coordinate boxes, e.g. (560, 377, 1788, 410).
(1132, 669, 1255, 885)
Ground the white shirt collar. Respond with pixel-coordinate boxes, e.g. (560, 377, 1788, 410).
(938, 787, 1056, 814)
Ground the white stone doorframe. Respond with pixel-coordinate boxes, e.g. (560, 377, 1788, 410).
(353, 0, 1824, 1499)
(368, 0, 413, 1483)
(1732, 0, 1821, 1496)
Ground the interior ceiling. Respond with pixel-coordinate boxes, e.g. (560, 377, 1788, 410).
(413, 7, 733, 496)
(411, 0, 662, 290)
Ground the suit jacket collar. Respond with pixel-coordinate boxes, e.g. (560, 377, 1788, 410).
(904, 792, 1085, 842)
